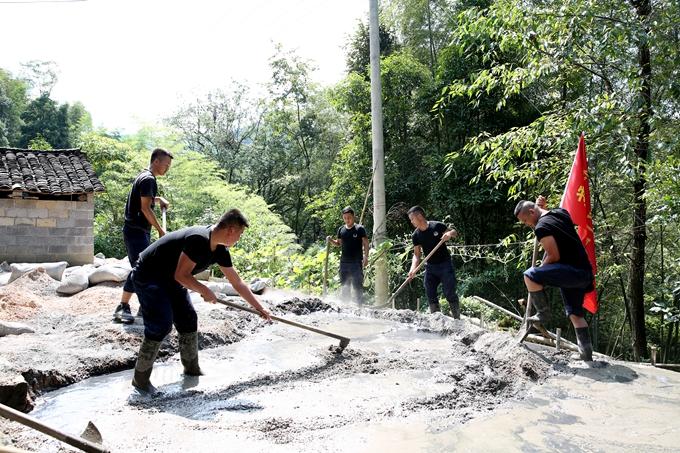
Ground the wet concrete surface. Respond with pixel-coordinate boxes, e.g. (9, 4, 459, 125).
(2, 299, 557, 452)
(2, 285, 679, 452)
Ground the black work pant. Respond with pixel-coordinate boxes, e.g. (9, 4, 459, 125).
(122, 225, 151, 293)
(339, 261, 364, 304)
(132, 270, 198, 342)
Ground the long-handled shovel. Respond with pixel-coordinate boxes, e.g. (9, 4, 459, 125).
(215, 298, 351, 352)
(0, 403, 108, 453)
(376, 235, 448, 309)
(161, 206, 167, 231)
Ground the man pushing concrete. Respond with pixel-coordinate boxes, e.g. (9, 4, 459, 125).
(130, 208, 271, 393)
(407, 206, 460, 318)
(114, 148, 173, 324)
(514, 196, 594, 361)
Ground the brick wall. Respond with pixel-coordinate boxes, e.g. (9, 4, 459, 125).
(0, 194, 94, 265)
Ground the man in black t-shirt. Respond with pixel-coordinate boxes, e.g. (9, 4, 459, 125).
(328, 206, 369, 304)
(515, 196, 594, 361)
(114, 148, 173, 324)
(129, 209, 272, 393)
(407, 206, 460, 318)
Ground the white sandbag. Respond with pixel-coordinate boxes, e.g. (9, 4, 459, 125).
(206, 278, 268, 296)
(104, 257, 132, 270)
(0, 272, 10, 286)
(194, 269, 210, 281)
(8, 261, 68, 283)
(249, 278, 268, 295)
(56, 266, 91, 295)
(0, 320, 34, 337)
(88, 263, 131, 285)
(206, 281, 238, 296)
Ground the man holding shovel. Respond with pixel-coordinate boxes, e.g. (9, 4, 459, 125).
(113, 148, 173, 324)
(407, 206, 460, 318)
(514, 196, 594, 361)
(328, 206, 369, 305)
(130, 208, 272, 393)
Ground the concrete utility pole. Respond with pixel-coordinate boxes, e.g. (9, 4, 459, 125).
(369, 0, 388, 305)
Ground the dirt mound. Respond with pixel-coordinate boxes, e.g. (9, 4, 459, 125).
(61, 282, 122, 316)
(271, 296, 337, 315)
(0, 269, 58, 320)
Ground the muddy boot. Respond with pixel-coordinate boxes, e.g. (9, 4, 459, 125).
(574, 327, 593, 361)
(132, 338, 161, 393)
(113, 303, 135, 324)
(428, 303, 441, 314)
(527, 290, 550, 325)
(179, 331, 202, 376)
(450, 302, 461, 320)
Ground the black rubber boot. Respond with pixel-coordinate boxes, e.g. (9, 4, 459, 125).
(575, 327, 593, 361)
(179, 331, 202, 376)
(132, 338, 161, 393)
(450, 301, 461, 320)
(429, 303, 441, 314)
(113, 303, 135, 324)
(527, 290, 551, 325)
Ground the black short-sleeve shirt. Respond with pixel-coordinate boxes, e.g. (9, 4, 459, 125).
(135, 226, 232, 282)
(124, 169, 158, 231)
(337, 224, 367, 263)
(412, 221, 450, 264)
(535, 208, 592, 271)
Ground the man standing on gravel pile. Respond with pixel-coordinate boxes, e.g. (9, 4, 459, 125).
(114, 148, 174, 324)
(130, 208, 271, 393)
(514, 196, 594, 361)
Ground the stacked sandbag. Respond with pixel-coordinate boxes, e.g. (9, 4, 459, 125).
(8, 262, 68, 283)
(88, 258, 131, 285)
(0, 261, 10, 286)
(56, 265, 92, 295)
(0, 321, 34, 337)
(205, 278, 268, 297)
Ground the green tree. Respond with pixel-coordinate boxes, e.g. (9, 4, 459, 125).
(345, 20, 400, 76)
(245, 47, 345, 244)
(0, 68, 28, 147)
(168, 83, 261, 184)
(435, 0, 680, 359)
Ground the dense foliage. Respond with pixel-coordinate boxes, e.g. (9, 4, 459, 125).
(2, 0, 679, 362)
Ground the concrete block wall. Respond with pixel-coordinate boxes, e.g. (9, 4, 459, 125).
(0, 194, 95, 265)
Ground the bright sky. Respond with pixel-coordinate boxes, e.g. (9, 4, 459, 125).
(0, 0, 369, 132)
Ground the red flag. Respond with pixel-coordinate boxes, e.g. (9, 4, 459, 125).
(560, 133, 598, 314)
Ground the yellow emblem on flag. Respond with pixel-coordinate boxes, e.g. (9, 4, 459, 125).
(577, 185, 586, 203)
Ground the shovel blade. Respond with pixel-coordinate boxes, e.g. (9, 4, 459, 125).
(81, 421, 103, 444)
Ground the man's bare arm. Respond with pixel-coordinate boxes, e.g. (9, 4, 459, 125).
(140, 196, 165, 236)
(539, 236, 560, 265)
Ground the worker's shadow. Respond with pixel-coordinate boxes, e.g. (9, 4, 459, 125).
(130, 350, 351, 421)
(567, 361, 639, 383)
(523, 345, 639, 383)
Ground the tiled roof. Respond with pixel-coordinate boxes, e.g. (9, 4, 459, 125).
(0, 148, 105, 195)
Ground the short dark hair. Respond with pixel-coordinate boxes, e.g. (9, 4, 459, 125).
(407, 205, 425, 217)
(342, 206, 354, 215)
(216, 208, 249, 229)
(514, 200, 535, 217)
(150, 148, 174, 164)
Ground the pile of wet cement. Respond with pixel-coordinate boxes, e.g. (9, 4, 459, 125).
(126, 308, 568, 445)
(2, 291, 572, 451)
